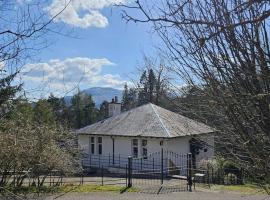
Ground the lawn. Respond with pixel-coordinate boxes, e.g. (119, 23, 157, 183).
(58, 184, 138, 193)
(0, 184, 138, 196)
(196, 184, 267, 195)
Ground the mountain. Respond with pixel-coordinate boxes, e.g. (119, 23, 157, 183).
(64, 87, 122, 107)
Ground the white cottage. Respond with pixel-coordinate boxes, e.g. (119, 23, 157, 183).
(76, 99, 215, 171)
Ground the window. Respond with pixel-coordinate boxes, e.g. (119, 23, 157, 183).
(98, 137, 102, 155)
(90, 137, 95, 154)
(141, 139, 147, 159)
(132, 139, 138, 158)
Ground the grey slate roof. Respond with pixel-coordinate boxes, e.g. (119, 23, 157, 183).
(76, 103, 214, 138)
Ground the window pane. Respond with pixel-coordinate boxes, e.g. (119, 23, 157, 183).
(98, 137, 102, 143)
(132, 139, 138, 146)
(91, 137, 95, 143)
(142, 139, 147, 146)
(91, 144, 95, 154)
(98, 144, 102, 155)
(133, 147, 138, 157)
(143, 148, 147, 158)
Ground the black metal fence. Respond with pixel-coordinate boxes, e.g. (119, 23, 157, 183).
(129, 150, 192, 192)
(193, 167, 244, 186)
(0, 151, 246, 194)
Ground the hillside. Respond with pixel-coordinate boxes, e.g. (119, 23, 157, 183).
(64, 87, 122, 107)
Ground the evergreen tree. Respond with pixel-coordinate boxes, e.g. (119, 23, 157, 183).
(121, 84, 137, 111)
(148, 69, 156, 103)
(121, 83, 129, 111)
(34, 100, 55, 125)
(71, 90, 97, 128)
(138, 70, 149, 106)
(138, 69, 157, 105)
(98, 100, 109, 120)
(47, 94, 67, 122)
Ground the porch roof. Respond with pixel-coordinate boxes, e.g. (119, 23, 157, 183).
(76, 103, 214, 138)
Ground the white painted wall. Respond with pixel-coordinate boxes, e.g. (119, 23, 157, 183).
(194, 134, 215, 163)
(78, 134, 214, 170)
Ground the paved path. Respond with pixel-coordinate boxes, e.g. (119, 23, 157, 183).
(46, 191, 269, 200)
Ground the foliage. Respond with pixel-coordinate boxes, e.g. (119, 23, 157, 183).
(0, 100, 80, 188)
(71, 90, 98, 129)
(121, 83, 137, 111)
(0, 0, 68, 119)
(98, 100, 109, 121)
(121, 59, 170, 111)
(122, 0, 270, 188)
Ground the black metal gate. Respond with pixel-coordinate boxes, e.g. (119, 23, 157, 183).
(127, 150, 193, 193)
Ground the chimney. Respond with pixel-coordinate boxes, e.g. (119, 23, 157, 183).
(108, 96, 121, 117)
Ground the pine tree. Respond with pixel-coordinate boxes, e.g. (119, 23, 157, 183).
(148, 69, 156, 103)
(98, 101, 109, 120)
(121, 83, 129, 111)
(34, 100, 55, 125)
(71, 90, 97, 128)
(138, 70, 148, 106)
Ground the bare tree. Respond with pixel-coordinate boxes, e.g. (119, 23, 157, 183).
(122, 0, 270, 191)
(0, 0, 70, 110)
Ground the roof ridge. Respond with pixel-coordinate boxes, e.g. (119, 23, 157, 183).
(150, 104, 171, 137)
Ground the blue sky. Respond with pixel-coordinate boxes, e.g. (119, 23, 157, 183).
(19, 0, 160, 99)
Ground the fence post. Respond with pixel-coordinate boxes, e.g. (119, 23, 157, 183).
(119, 154, 121, 167)
(128, 156, 132, 187)
(125, 164, 128, 187)
(152, 158, 155, 173)
(240, 168, 243, 184)
(101, 165, 104, 186)
(49, 171, 52, 186)
(187, 153, 192, 192)
(90, 154, 92, 167)
(81, 171, 84, 185)
(99, 155, 101, 168)
(161, 148, 164, 185)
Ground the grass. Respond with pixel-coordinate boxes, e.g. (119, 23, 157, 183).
(196, 183, 267, 195)
(58, 184, 138, 193)
(0, 184, 138, 195)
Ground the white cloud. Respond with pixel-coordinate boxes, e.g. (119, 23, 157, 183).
(46, 0, 126, 28)
(20, 57, 130, 98)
